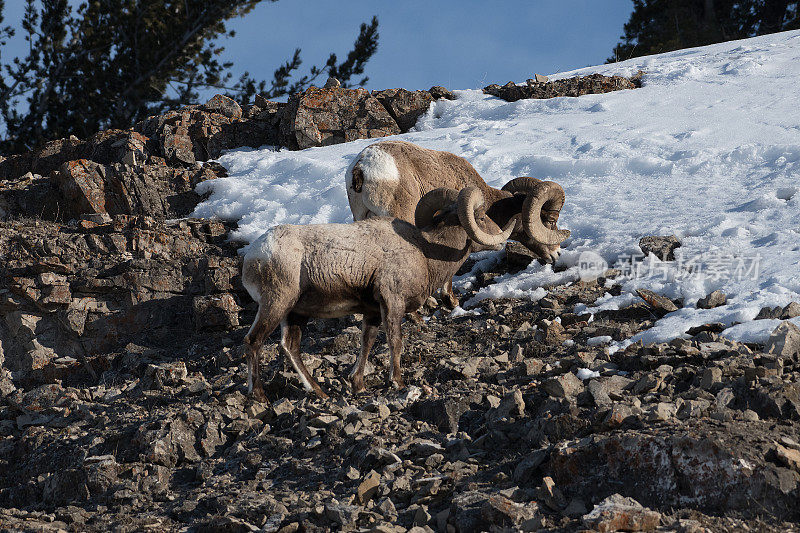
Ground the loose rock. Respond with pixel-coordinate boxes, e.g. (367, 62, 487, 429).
(697, 290, 727, 309)
(764, 321, 800, 358)
(639, 235, 681, 261)
(582, 493, 661, 532)
(636, 289, 679, 313)
(543, 373, 583, 399)
(357, 470, 381, 504)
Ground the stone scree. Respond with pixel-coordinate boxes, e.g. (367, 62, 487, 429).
(20, 76, 800, 533)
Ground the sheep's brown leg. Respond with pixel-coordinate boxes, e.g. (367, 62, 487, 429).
(281, 314, 328, 399)
(245, 304, 283, 401)
(349, 314, 381, 393)
(381, 301, 405, 390)
(443, 278, 459, 309)
(407, 310, 425, 325)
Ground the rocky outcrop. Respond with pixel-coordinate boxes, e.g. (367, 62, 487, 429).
(372, 88, 434, 132)
(0, 216, 244, 384)
(0, 162, 222, 222)
(213, 96, 286, 157)
(0, 136, 85, 182)
(0, 85, 463, 222)
(0, 85, 460, 182)
(279, 87, 400, 150)
(0, 115, 228, 222)
(550, 426, 799, 517)
(278, 84, 459, 150)
(483, 73, 640, 102)
(57, 159, 221, 220)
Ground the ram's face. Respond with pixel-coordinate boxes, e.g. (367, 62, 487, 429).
(522, 239, 562, 264)
(509, 209, 561, 264)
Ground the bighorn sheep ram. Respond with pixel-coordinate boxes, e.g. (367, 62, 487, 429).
(242, 187, 515, 399)
(346, 140, 570, 307)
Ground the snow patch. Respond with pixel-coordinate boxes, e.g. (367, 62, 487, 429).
(194, 30, 800, 346)
(588, 335, 613, 346)
(576, 368, 601, 380)
(450, 306, 483, 318)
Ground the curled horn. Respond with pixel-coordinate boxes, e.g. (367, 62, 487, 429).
(456, 187, 515, 246)
(502, 177, 570, 245)
(501, 176, 543, 194)
(414, 188, 460, 228)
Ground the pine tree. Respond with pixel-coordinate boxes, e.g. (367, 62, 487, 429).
(609, 0, 799, 63)
(0, 1, 379, 154)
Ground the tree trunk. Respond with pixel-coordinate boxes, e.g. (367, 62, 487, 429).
(760, 0, 789, 33)
(702, 0, 722, 41)
(703, 0, 716, 26)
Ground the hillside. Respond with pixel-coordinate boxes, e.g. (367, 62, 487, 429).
(196, 29, 800, 348)
(1, 31, 800, 532)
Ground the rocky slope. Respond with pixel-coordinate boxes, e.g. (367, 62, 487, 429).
(2, 75, 799, 532)
(1, 260, 799, 532)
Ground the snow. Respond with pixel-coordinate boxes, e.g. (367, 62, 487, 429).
(587, 335, 613, 346)
(721, 316, 800, 344)
(452, 250, 506, 292)
(449, 306, 483, 318)
(462, 262, 576, 307)
(576, 368, 601, 380)
(194, 30, 800, 346)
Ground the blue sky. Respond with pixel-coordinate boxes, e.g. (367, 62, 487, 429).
(2, 1, 634, 98)
(221, 0, 635, 92)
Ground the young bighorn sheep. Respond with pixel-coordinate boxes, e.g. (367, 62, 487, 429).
(242, 186, 515, 399)
(346, 140, 570, 307)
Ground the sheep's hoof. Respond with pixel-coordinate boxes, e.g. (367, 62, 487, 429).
(311, 384, 330, 400)
(407, 311, 425, 325)
(251, 386, 267, 403)
(350, 376, 366, 394)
